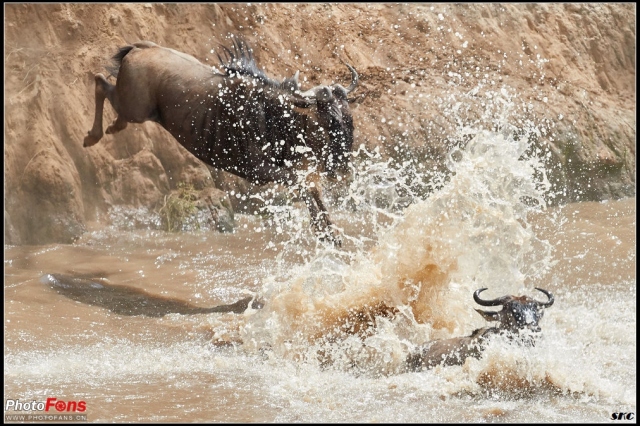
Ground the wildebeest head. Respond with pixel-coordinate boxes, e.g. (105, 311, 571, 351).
(218, 37, 358, 179)
(473, 287, 554, 334)
(293, 66, 358, 179)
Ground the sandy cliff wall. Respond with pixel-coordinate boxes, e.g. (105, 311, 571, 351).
(4, 3, 635, 244)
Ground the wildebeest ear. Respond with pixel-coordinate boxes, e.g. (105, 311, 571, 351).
(289, 95, 316, 108)
(475, 309, 500, 322)
(331, 84, 348, 100)
(314, 86, 333, 103)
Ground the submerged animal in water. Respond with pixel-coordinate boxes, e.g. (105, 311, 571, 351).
(214, 286, 554, 370)
(405, 287, 554, 370)
(44, 273, 553, 370)
(42, 274, 263, 318)
(84, 37, 359, 245)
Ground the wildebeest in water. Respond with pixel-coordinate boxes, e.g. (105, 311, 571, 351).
(84, 37, 359, 245)
(43, 272, 555, 370)
(405, 287, 554, 370)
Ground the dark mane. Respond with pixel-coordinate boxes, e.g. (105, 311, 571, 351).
(217, 36, 282, 88)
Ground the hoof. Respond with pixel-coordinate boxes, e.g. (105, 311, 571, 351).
(328, 234, 343, 248)
(313, 218, 342, 248)
(318, 230, 343, 248)
(106, 121, 127, 135)
(83, 131, 102, 147)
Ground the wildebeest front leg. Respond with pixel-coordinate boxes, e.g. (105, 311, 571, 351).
(84, 73, 122, 147)
(301, 186, 342, 247)
(262, 164, 342, 246)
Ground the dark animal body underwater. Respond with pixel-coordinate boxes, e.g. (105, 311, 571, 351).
(43, 274, 553, 370)
(84, 37, 359, 245)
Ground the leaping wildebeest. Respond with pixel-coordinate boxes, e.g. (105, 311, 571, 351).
(84, 37, 359, 245)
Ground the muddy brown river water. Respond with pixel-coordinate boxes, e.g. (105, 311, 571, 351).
(4, 131, 636, 422)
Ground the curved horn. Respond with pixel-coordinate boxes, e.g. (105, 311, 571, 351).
(288, 93, 316, 108)
(282, 70, 300, 92)
(534, 287, 554, 308)
(296, 86, 333, 102)
(296, 63, 357, 98)
(291, 70, 300, 87)
(473, 288, 504, 307)
(344, 64, 358, 93)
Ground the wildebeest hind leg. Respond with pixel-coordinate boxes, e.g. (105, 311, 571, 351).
(84, 73, 116, 147)
(106, 115, 128, 134)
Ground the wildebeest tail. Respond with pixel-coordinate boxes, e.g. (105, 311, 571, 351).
(105, 45, 135, 78)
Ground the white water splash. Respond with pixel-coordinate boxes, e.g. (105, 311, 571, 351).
(241, 121, 556, 375)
